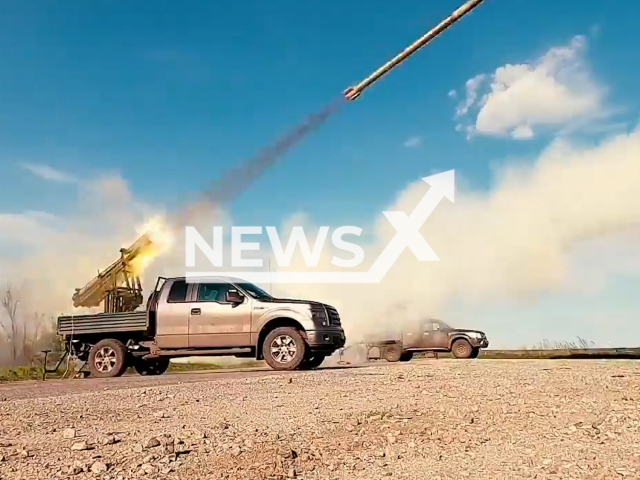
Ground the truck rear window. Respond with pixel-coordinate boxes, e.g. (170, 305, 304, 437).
(167, 280, 188, 302)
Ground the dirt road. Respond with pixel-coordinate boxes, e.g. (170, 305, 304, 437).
(1, 359, 639, 479)
(0, 366, 280, 402)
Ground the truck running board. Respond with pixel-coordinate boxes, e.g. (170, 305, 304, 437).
(143, 347, 252, 360)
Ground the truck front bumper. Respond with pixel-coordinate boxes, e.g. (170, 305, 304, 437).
(305, 328, 346, 352)
(470, 338, 489, 348)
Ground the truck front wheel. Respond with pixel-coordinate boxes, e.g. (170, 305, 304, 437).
(383, 345, 403, 362)
(451, 339, 473, 359)
(263, 327, 306, 371)
(134, 358, 170, 376)
(88, 339, 128, 378)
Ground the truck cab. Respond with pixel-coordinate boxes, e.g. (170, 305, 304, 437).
(57, 276, 346, 377)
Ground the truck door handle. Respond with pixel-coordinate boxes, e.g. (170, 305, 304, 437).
(191, 308, 201, 315)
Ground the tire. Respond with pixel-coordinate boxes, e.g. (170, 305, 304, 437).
(263, 327, 307, 371)
(399, 351, 414, 362)
(88, 339, 128, 378)
(298, 354, 326, 370)
(469, 347, 480, 359)
(134, 358, 170, 376)
(451, 339, 473, 359)
(383, 345, 403, 362)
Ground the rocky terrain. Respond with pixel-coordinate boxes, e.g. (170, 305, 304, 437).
(1, 359, 639, 479)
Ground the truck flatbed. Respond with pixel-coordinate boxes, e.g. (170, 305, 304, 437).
(57, 311, 148, 336)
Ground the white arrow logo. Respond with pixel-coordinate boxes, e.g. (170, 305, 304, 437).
(188, 170, 455, 284)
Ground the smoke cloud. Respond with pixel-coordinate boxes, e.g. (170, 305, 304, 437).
(263, 124, 640, 342)
(0, 174, 165, 315)
(201, 98, 344, 206)
(2, 123, 640, 351)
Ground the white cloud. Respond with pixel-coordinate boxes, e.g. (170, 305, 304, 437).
(20, 163, 77, 183)
(454, 35, 606, 140)
(403, 136, 422, 148)
(511, 125, 534, 140)
(0, 212, 58, 247)
(455, 74, 486, 117)
(447, 89, 457, 99)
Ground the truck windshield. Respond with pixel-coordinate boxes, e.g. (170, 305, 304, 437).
(235, 282, 273, 301)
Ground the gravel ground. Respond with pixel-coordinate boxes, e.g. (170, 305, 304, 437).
(1, 359, 639, 480)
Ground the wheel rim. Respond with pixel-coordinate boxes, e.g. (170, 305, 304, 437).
(270, 335, 297, 363)
(456, 343, 469, 356)
(94, 346, 117, 372)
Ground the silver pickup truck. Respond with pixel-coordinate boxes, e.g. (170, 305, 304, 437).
(57, 276, 346, 377)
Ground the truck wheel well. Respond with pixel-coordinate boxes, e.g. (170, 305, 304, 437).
(448, 335, 469, 350)
(256, 318, 306, 360)
(66, 334, 144, 359)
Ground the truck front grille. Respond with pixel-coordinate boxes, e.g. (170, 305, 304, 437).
(325, 305, 341, 326)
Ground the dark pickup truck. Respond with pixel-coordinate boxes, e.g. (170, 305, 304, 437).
(365, 319, 489, 362)
(57, 276, 345, 377)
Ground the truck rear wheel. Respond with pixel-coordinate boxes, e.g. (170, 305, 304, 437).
(383, 345, 403, 362)
(88, 339, 128, 378)
(451, 339, 473, 359)
(263, 327, 306, 371)
(399, 351, 414, 362)
(134, 358, 170, 376)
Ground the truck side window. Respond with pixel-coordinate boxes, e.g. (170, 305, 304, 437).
(167, 280, 188, 303)
(197, 283, 233, 303)
(198, 284, 220, 302)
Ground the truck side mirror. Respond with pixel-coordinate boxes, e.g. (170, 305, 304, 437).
(226, 289, 244, 304)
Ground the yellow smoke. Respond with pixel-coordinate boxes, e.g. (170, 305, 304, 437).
(128, 216, 176, 277)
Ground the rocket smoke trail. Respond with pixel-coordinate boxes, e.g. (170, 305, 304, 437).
(195, 0, 487, 206)
(202, 97, 345, 205)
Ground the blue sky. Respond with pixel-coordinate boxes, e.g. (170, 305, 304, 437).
(1, 0, 638, 225)
(2, 1, 640, 347)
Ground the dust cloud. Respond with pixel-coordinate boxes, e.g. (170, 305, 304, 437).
(266, 124, 640, 342)
(2, 123, 640, 349)
(0, 174, 164, 316)
(0, 89, 342, 319)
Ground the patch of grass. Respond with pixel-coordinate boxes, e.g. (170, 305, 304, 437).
(167, 361, 264, 372)
(528, 337, 595, 350)
(0, 366, 43, 382)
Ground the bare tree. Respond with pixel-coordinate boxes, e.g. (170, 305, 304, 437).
(22, 312, 45, 365)
(0, 284, 55, 367)
(1, 285, 21, 364)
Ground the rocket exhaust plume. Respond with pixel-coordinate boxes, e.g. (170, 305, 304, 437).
(123, 98, 345, 264)
(170, 0, 487, 218)
(197, 0, 486, 205)
(129, 99, 345, 274)
(203, 98, 344, 205)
